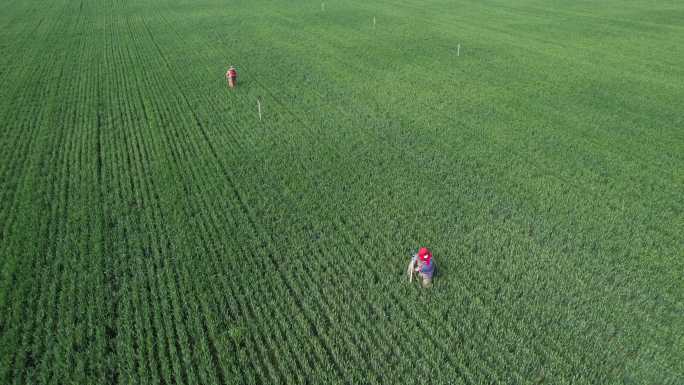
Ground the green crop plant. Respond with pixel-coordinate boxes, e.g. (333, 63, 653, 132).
(0, 0, 682, 384)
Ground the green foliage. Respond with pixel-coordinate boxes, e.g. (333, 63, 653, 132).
(0, 0, 682, 384)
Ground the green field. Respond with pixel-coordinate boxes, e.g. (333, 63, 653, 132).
(1, 0, 682, 383)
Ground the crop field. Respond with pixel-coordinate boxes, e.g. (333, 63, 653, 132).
(1, 0, 683, 383)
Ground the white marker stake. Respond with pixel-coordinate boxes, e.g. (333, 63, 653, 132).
(373, 16, 376, 28)
(257, 100, 262, 121)
(457, 43, 460, 57)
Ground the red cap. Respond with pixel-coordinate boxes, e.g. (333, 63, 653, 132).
(418, 247, 432, 264)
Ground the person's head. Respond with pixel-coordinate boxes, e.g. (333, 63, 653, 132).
(418, 247, 432, 264)
(229, 65, 235, 70)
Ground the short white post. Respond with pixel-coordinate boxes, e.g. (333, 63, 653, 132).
(257, 100, 262, 121)
(373, 16, 376, 28)
(457, 43, 460, 57)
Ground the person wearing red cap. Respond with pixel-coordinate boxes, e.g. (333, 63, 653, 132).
(226, 65, 237, 88)
(408, 247, 435, 288)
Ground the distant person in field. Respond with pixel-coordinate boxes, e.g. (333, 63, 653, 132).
(226, 65, 238, 88)
(407, 247, 435, 288)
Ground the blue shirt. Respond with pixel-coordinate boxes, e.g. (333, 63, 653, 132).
(412, 255, 435, 279)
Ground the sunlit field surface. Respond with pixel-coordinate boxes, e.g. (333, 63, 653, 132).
(1, 0, 682, 383)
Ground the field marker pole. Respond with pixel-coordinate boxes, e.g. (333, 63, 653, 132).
(257, 100, 262, 121)
(373, 16, 376, 28)
(457, 43, 460, 57)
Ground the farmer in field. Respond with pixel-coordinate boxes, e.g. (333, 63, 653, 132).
(226, 65, 238, 88)
(407, 247, 435, 288)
